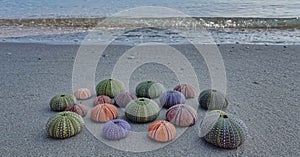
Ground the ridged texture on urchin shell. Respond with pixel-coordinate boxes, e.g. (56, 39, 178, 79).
(135, 81, 166, 99)
(199, 89, 228, 110)
(46, 111, 84, 139)
(174, 84, 196, 99)
(91, 103, 119, 122)
(148, 120, 176, 142)
(160, 90, 186, 108)
(96, 79, 125, 98)
(125, 98, 160, 123)
(93, 95, 112, 106)
(65, 103, 88, 117)
(114, 92, 137, 108)
(49, 94, 76, 111)
(202, 110, 248, 149)
(166, 104, 198, 126)
(103, 119, 131, 140)
(74, 88, 92, 100)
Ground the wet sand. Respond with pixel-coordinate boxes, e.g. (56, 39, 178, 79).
(0, 42, 299, 156)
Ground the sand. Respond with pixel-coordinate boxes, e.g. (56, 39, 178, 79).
(0, 42, 299, 156)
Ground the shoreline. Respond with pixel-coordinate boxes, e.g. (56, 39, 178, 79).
(0, 17, 299, 28)
(0, 42, 299, 156)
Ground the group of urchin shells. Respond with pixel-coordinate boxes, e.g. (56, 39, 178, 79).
(46, 78, 248, 149)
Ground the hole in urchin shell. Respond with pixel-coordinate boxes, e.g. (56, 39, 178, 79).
(220, 114, 228, 119)
(212, 89, 217, 92)
(108, 78, 112, 81)
(147, 81, 152, 83)
(60, 95, 65, 97)
(139, 98, 145, 101)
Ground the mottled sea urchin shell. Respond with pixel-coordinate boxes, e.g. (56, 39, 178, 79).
(96, 78, 125, 98)
(125, 98, 160, 123)
(148, 120, 176, 142)
(103, 119, 131, 140)
(49, 94, 76, 111)
(198, 89, 228, 110)
(74, 88, 92, 100)
(135, 81, 166, 99)
(114, 92, 137, 108)
(174, 84, 196, 98)
(46, 111, 84, 139)
(93, 95, 112, 106)
(200, 110, 248, 149)
(160, 90, 186, 108)
(65, 103, 88, 117)
(91, 103, 119, 123)
(166, 104, 198, 126)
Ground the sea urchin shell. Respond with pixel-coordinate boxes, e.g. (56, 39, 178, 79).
(174, 84, 196, 98)
(65, 103, 88, 117)
(93, 95, 112, 106)
(198, 89, 228, 110)
(125, 98, 160, 123)
(49, 94, 76, 111)
(160, 90, 186, 108)
(135, 81, 166, 99)
(74, 88, 92, 100)
(201, 110, 248, 149)
(148, 120, 176, 142)
(114, 92, 137, 108)
(103, 119, 131, 140)
(46, 111, 84, 139)
(166, 104, 198, 126)
(96, 78, 125, 98)
(91, 103, 119, 123)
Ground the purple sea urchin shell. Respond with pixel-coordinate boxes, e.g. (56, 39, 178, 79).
(114, 92, 137, 108)
(160, 90, 186, 108)
(166, 104, 198, 126)
(103, 119, 131, 140)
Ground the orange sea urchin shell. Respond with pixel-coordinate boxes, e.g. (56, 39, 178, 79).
(91, 103, 119, 122)
(148, 120, 176, 142)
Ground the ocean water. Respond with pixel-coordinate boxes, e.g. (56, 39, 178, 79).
(0, 0, 299, 18)
(0, 0, 299, 45)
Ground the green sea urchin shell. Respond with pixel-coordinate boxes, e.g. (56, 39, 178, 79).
(125, 98, 160, 123)
(201, 110, 248, 149)
(46, 111, 84, 139)
(96, 78, 125, 98)
(49, 94, 76, 111)
(135, 81, 165, 99)
(198, 89, 228, 110)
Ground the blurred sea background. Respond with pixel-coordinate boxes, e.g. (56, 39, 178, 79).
(0, 0, 299, 45)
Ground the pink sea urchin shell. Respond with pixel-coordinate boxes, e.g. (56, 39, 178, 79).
(93, 95, 112, 106)
(166, 104, 198, 126)
(74, 88, 92, 100)
(114, 92, 137, 108)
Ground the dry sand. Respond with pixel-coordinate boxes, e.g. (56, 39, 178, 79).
(0, 42, 299, 156)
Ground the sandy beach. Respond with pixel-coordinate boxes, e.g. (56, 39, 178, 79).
(0, 42, 299, 156)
